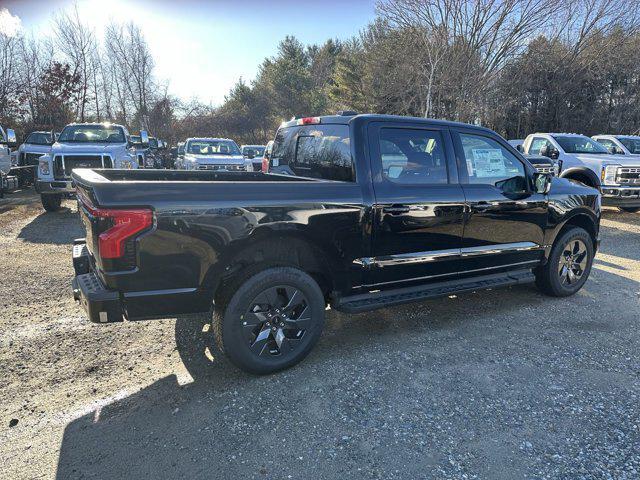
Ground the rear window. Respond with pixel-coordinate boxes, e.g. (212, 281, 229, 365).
(271, 124, 353, 181)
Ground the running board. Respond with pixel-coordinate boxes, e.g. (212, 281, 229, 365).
(333, 269, 535, 313)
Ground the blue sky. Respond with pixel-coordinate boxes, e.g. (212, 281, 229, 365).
(2, 0, 376, 105)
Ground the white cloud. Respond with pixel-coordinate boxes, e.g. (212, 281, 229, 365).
(0, 8, 22, 37)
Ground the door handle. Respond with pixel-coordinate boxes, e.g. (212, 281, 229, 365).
(383, 205, 410, 215)
(472, 201, 493, 212)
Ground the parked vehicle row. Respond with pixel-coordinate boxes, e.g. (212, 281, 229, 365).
(71, 113, 600, 374)
(0, 126, 18, 198)
(515, 133, 640, 213)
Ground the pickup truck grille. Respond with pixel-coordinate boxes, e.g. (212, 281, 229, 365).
(617, 167, 640, 185)
(533, 165, 555, 175)
(20, 152, 44, 166)
(53, 155, 112, 179)
(198, 164, 246, 171)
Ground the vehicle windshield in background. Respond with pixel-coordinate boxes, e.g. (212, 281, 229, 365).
(553, 135, 609, 154)
(187, 140, 240, 155)
(149, 137, 158, 149)
(618, 137, 640, 154)
(26, 132, 53, 145)
(242, 146, 265, 157)
(58, 125, 125, 143)
(130, 135, 141, 143)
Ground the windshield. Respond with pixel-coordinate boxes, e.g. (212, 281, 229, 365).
(149, 137, 158, 149)
(618, 137, 640, 154)
(242, 146, 265, 157)
(553, 135, 608, 154)
(26, 132, 52, 145)
(59, 125, 125, 144)
(187, 139, 240, 155)
(130, 135, 141, 143)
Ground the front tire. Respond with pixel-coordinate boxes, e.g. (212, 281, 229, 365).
(212, 266, 326, 374)
(535, 227, 594, 297)
(618, 207, 640, 213)
(41, 194, 62, 212)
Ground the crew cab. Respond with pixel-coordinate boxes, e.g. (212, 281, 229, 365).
(523, 132, 640, 212)
(592, 135, 640, 157)
(71, 114, 600, 374)
(36, 123, 144, 211)
(0, 126, 17, 197)
(178, 137, 252, 171)
(15, 131, 56, 186)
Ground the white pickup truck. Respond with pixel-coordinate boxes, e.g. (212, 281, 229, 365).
(0, 126, 17, 197)
(36, 123, 145, 211)
(178, 137, 253, 172)
(523, 133, 640, 212)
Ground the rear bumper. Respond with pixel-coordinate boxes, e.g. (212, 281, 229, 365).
(71, 240, 211, 322)
(36, 179, 75, 195)
(72, 240, 123, 323)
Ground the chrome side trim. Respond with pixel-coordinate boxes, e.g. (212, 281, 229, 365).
(460, 242, 540, 257)
(354, 260, 540, 289)
(354, 242, 541, 269)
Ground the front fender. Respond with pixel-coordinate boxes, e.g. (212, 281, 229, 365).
(559, 166, 601, 189)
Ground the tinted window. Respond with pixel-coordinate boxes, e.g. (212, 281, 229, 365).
(459, 133, 527, 192)
(553, 135, 608, 154)
(378, 128, 448, 184)
(271, 124, 353, 181)
(618, 137, 640, 154)
(26, 132, 52, 145)
(528, 137, 550, 155)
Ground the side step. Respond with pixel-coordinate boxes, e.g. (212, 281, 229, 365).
(333, 269, 535, 313)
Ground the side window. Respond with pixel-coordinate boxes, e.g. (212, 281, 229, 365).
(378, 128, 448, 184)
(459, 133, 528, 192)
(595, 138, 614, 150)
(528, 137, 550, 155)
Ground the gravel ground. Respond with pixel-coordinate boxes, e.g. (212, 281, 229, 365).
(1, 189, 639, 480)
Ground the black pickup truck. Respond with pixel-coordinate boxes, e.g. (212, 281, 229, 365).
(71, 113, 601, 374)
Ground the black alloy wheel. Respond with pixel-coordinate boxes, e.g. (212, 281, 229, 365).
(557, 239, 588, 287)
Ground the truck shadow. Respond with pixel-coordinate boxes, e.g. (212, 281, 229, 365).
(54, 260, 639, 479)
(17, 206, 83, 245)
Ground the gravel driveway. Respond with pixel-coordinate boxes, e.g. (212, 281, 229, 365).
(1, 190, 639, 479)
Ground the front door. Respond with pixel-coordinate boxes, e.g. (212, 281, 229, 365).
(452, 129, 548, 276)
(367, 123, 465, 288)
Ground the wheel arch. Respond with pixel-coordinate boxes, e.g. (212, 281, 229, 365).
(203, 226, 349, 304)
(559, 167, 601, 189)
(551, 212, 599, 253)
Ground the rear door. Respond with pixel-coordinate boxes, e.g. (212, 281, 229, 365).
(366, 122, 465, 288)
(452, 128, 548, 275)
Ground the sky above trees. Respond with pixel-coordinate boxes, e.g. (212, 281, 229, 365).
(1, 0, 375, 105)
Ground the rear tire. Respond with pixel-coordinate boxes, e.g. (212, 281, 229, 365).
(41, 194, 62, 212)
(618, 207, 640, 213)
(212, 266, 326, 374)
(535, 227, 594, 297)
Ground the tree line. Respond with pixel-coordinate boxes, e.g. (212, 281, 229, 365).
(1, 0, 640, 146)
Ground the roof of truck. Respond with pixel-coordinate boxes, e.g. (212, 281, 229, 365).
(186, 137, 236, 142)
(63, 122, 126, 129)
(280, 113, 496, 134)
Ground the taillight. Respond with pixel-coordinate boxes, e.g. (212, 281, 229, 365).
(296, 116, 321, 125)
(85, 204, 153, 258)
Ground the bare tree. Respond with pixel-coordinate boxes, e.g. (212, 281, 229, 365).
(53, 3, 98, 121)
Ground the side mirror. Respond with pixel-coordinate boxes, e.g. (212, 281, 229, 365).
(6, 128, 16, 146)
(534, 172, 552, 194)
(247, 150, 255, 159)
(540, 144, 559, 160)
(516, 144, 524, 153)
(140, 130, 149, 147)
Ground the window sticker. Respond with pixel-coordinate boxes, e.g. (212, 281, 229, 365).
(471, 148, 508, 177)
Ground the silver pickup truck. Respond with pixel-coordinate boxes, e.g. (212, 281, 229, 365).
(36, 123, 146, 211)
